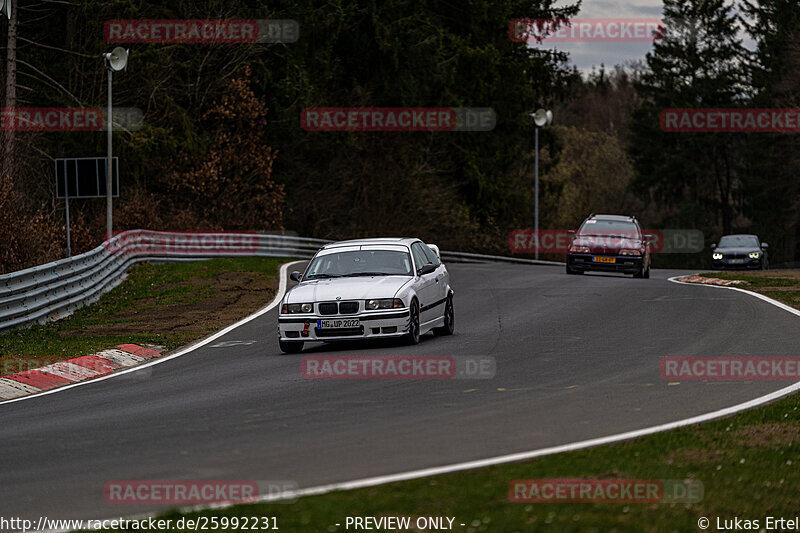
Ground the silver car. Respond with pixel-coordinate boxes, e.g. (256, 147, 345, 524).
(278, 238, 454, 353)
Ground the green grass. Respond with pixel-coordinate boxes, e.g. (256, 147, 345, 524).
(0, 257, 287, 363)
(698, 271, 800, 310)
(83, 390, 800, 533)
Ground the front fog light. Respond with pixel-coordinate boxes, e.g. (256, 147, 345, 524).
(713, 253, 723, 260)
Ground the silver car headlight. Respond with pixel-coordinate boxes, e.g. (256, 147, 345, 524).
(365, 298, 404, 310)
(712, 253, 723, 260)
(281, 302, 314, 314)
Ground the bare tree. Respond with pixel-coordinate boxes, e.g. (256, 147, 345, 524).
(3, 0, 16, 179)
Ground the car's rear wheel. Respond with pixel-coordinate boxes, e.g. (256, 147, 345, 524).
(406, 300, 421, 345)
(433, 295, 454, 336)
(279, 340, 304, 354)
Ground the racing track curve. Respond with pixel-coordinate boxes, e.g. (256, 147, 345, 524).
(2, 262, 800, 521)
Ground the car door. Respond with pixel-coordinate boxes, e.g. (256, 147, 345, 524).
(411, 242, 439, 325)
(421, 242, 448, 314)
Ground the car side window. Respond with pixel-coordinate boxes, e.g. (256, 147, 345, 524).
(411, 243, 430, 272)
(421, 243, 441, 266)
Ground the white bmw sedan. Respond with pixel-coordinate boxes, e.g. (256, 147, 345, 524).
(278, 238, 454, 353)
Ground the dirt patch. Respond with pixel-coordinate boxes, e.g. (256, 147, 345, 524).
(662, 448, 729, 465)
(734, 269, 800, 281)
(61, 270, 277, 338)
(733, 422, 800, 449)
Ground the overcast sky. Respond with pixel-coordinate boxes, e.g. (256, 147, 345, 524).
(543, 0, 666, 73)
(542, 0, 754, 74)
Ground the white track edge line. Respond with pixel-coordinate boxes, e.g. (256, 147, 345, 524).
(47, 268, 800, 531)
(0, 260, 304, 407)
(668, 273, 800, 318)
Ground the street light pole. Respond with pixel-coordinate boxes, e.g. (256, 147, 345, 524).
(106, 68, 113, 241)
(534, 126, 539, 260)
(531, 109, 552, 260)
(102, 47, 128, 242)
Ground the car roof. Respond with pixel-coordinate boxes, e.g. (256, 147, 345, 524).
(321, 237, 419, 249)
(721, 234, 758, 238)
(586, 214, 637, 222)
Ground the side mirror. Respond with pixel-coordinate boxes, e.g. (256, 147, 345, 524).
(290, 271, 302, 282)
(761, 242, 769, 249)
(710, 244, 716, 250)
(418, 264, 437, 276)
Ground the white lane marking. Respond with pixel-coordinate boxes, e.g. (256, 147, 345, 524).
(0, 378, 41, 399)
(669, 274, 800, 318)
(0, 260, 304, 407)
(210, 340, 257, 348)
(41, 265, 800, 530)
(156, 271, 800, 513)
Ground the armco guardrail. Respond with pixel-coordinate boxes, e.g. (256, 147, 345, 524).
(0, 230, 561, 333)
(0, 230, 328, 333)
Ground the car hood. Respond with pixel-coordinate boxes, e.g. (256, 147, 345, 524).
(715, 246, 761, 254)
(286, 276, 412, 303)
(573, 235, 644, 253)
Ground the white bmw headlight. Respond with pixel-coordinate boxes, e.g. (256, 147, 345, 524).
(712, 253, 723, 260)
(281, 302, 314, 314)
(365, 298, 404, 310)
(748, 252, 760, 259)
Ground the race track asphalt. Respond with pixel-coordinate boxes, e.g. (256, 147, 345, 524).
(2, 262, 799, 521)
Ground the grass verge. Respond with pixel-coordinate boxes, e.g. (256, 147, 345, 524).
(85, 387, 800, 532)
(699, 270, 800, 311)
(79, 267, 800, 533)
(0, 257, 288, 375)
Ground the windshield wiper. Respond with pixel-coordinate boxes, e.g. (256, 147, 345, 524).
(306, 273, 344, 279)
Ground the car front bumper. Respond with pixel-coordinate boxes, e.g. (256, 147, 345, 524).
(567, 253, 644, 273)
(711, 257, 762, 270)
(278, 309, 410, 342)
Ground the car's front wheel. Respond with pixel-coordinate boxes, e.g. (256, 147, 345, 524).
(433, 295, 454, 336)
(406, 300, 421, 345)
(279, 340, 304, 354)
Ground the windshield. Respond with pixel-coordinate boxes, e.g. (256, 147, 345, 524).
(305, 249, 413, 278)
(578, 219, 640, 238)
(719, 235, 759, 248)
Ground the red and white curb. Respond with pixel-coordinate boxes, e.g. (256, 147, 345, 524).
(675, 274, 750, 286)
(0, 344, 163, 402)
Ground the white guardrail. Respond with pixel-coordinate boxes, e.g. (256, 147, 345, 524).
(0, 229, 560, 332)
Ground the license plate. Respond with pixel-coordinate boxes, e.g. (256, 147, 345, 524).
(317, 319, 361, 329)
(592, 256, 615, 263)
(729, 259, 745, 264)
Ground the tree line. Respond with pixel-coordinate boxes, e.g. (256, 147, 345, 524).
(0, 0, 798, 273)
